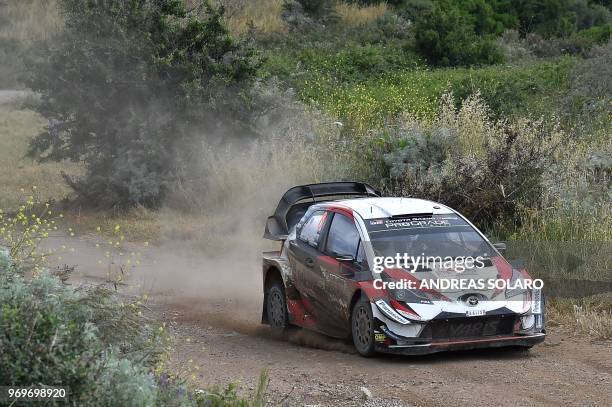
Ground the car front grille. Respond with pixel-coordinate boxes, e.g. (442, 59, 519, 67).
(419, 316, 515, 341)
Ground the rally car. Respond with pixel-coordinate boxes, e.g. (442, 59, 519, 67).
(261, 182, 545, 356)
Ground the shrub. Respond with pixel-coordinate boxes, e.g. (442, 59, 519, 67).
(262, 9, 420, 85)
(0, 268, 271, 405)
(352, 93, 564, 229)
(412, 1, 505, 67)
(505, 0, 611, 38)
(282, 0, 338, 28)
(564, 39, 612, 119)
(26, 0, 260, 209)
(0, 201, 271, 405)
(295, 0, 335, 20)
(500, 26, 611, 61)
(0, 271, 160, 404)
(574, 24, 612, 46)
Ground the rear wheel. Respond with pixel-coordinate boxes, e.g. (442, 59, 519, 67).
(266, 282, 289, 332)
(351, 299, 376, 357)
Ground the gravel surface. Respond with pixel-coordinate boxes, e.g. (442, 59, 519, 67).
(48, 233, 611, 407)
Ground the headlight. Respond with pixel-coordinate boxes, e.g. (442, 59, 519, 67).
(520, 314, 535, 330)
(381, 272, 432, 304)
(392, 287, 433, 304)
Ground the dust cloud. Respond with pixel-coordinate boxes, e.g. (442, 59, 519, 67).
(44, 104, 349, 351)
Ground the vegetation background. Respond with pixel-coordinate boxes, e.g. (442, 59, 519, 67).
(0, 0, 610, 404)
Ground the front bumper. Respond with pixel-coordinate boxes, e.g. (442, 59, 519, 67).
(375, 332, 546, 355)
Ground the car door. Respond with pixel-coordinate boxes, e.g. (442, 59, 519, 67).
(316, 212, 367, 335)
(288, 210, 330, 318)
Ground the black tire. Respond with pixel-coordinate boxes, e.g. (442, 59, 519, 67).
(266, 282, 289, 332)
(351, 299, 376, 357)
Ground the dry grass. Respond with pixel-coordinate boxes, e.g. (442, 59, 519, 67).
(335, 1, 387, 26)
(0, 0, 62, 42)
(0, 104, 82, 210)
(210, 0, 286, 36)
(547, 296, 612, 341)
(62, 206, 161, 242)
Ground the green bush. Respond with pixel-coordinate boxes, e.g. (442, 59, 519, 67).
(262, 10, 419, 84)
(282, 0, 338, 29)
(0, 271, 158, 404)
(412, 1, 505, 67)
(502, 0, 611, 38)
(555, 40, 612, 139)
(574, 24, 612, 46)
(0, 261, 269, 406)
(295, 0, 336, 20)
(26, 0, 260, 209)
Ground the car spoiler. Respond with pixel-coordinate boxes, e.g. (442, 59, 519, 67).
(263, 182, 381, 241)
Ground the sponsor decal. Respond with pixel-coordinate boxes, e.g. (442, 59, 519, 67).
(531, 289, 542, 314)
(366, 215, 465, 233)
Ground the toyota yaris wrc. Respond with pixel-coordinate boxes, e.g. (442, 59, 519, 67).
(261, 182, 545, 356)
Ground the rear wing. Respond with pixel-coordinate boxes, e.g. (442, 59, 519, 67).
(264, 182, 381, 241)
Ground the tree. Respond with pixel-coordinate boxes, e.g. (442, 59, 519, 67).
(26, 0, 259, 208)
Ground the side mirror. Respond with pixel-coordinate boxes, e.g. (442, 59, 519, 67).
(493, 242, 507, 253)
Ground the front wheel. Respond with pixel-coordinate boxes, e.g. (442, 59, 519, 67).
(351, 299, 376, 357)
(266, 282, 289, 332)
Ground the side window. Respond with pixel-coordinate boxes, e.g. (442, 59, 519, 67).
(326, 214, 360, 258)
(298, 210, 327, 248)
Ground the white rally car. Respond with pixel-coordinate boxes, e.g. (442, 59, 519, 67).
(262, 182, 545, 356)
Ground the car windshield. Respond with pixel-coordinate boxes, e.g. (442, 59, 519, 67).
(365, 215, 494, 260)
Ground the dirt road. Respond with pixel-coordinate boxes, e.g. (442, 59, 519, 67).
(163, 302, 611, 407)
(46, 234, 611, 407)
